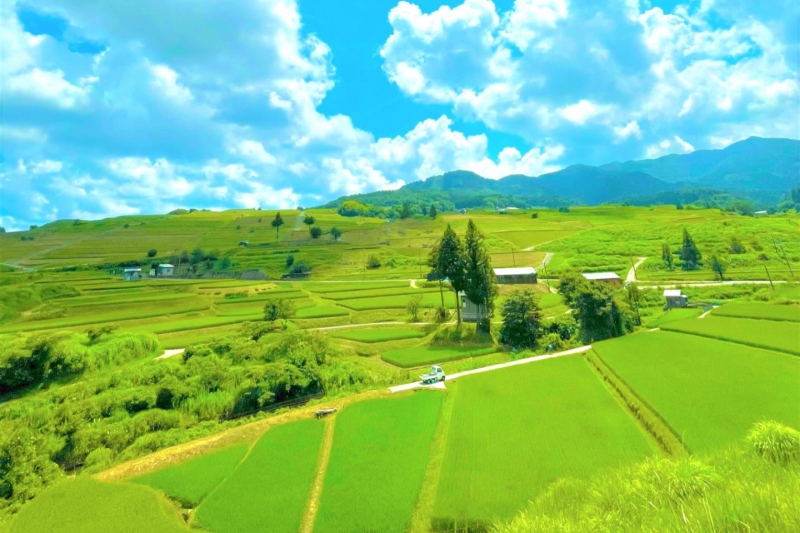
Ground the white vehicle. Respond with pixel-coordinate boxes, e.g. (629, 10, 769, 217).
(420, 365, 446, 385)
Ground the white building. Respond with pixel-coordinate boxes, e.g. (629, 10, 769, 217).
(123, 268, 142, 281)
(157, 264, 174, 277)
(582, 272, 622, 286)
(664, 289, 688, 309)
(494, 267, 537, 284)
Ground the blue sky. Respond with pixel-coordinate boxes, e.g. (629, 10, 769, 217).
(1, 0, 798, 230)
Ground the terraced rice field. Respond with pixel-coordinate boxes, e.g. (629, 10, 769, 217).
(196, 420, 324, 533)
(132, 444, 248, 507)
(329, 327, 427, 343)
(7, 478, 189, 533)
(295, 305, 350, 319)
(338, 292, 456, 311)
(593, 331, 800, 452)
(381, 346, 497, 368)
(711, 302, 800, 322)
(315, 392, 444, 533)
(661, 315, 800, 355)
(433, 356, 655, 526)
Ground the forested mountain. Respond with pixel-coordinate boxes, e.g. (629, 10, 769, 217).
(324, 137, 799, 210)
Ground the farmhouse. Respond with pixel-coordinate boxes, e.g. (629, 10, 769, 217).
(123, 268, 142, 281)
(157, 264, 174, 277)
(664, 289, 689, 309)
(494, 267, 537, 284)
(582, 272, 622, 286)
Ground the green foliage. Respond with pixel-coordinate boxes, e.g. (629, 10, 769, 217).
(133, 444, 248, 507)
(147, 249, 157, 258)
(463, 220, 498, 332)
(747, 422, 800, 465)
(309, 226, 323, 239)
(429, 205, 437, 219)
(556, 270, 585, 306)
(288, 261, 311, 275)
(271, 212, 284, 239)
(428, 224, 467, 322)
(710, 254, 726, 280)
(315, 393, 443, 533)
(573, 282, 634, 343)
(661, 242, 674, 270)
(366, 254, 381, 269)
(302, 215, 316, 227)
(594, 331, 800, 451)
(263, 298, 296, 322)
(330, 227, 342, 240)
(434, 356, 655, 526)
(196, 421, 323, 533)
(500, 288, 542, 349)
(406, 294, 423, 321)
(285, 254, 294, 267)
(679, 228, 702, 270)
(6, 477, 189, 533)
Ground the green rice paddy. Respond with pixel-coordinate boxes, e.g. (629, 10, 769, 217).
(661, 315, 800, 355)
(195, 420, 324, 533)
(132, 444, 247, 507)
(593, 331, 800, 452)
(295, 305, 350, 319)
(711, 302, 800, 322)
(7, 478, 189, 533)
(433, 355, 656, 525)
(315, 392, 444, 533)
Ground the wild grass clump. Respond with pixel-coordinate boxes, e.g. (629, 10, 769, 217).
(747, 421, 800, 465)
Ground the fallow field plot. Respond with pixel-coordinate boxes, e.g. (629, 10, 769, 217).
(195, 419, 324, 533)
(381, 345, 497, 368)
(330, 327, 426, 343)
(132, 444, 248, 507)
(661, 315, 800, 355)
(593, 331, 800, 452)
(314, 392, 444, 533)
(7, 478, 189, 533)
(433, 355, 655, 526)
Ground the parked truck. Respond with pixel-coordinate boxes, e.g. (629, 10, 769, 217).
(420, 365, 446, 385)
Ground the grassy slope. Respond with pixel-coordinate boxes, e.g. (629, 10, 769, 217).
(6, 478, 189, 533)
(314, 392, 444, 533)
(329, 327, 427, 343)
(661, 315, 800, 355)
(131, 444, 247, 507)
(433, 355, 655, 525)
(195, 419, 324, 533)
(593, 331, 800, 451)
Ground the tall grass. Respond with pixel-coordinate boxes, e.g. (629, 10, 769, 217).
(492, 423, 800, 533)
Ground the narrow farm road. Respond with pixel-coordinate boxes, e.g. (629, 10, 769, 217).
(638, 280, 786, 289)
(410, 279, 418, 288)
(294, 209, 306, 230)
(301, 415, 337, 533)
(698, 306, 719, 319)
(539, 252, 554, 269)
(389, 345, 592, 393)
(626, 257, 647, 283)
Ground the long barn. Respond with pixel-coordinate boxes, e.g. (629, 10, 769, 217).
(493, 267, 537, 284)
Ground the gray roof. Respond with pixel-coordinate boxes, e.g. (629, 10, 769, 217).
(494, 267, 537, 276)
(582, 272, 621, 280)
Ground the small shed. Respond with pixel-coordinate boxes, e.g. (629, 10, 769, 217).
(157, 264, 174, 277)
(664, 289, 688, 309)
(123, 268, 142, 281)
(582, 272, 622, 286)
(754, 210, 768, 216)
(494, 267, 537, 284)
(459, 292, 480, 323)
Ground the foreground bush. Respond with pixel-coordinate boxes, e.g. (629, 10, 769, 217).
(492, 422, 800, 533)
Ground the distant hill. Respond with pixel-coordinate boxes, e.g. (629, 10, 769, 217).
(325, 137, 799, 210)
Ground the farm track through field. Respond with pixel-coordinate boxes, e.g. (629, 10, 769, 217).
(389, 345, 592, 393)
(626, 257, 647, 282)
(301, 415, 337, 533)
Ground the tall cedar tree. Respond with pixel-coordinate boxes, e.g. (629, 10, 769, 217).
(271, 212, 284, 240)
(574, 282, 634, 343)
(500, 288, 542, 349)
(429, 205, 437, 219)
(711, 254, 725, 280)
(463, 219, 498, 333)
(428, 224, 467, 323)
(661, 242, 674, 270)
(680, 228, 702, 270)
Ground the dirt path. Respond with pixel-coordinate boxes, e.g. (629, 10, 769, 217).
(626, 257, 647, 283)
(301, 416, 337, 533)
(698, 306, 718, 319)
(389, 345, 592, 393)
(539, 252, 554, 269)
(410, 279, 418, 288)
(155, 348, 185, 360)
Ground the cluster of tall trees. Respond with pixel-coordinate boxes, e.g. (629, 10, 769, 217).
(427, 221, 498, 333)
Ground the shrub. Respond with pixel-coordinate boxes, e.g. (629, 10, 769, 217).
(367, 255, 381, 269)
(310, 226, 322, 239)
(286, 255, 295, 267)
(747, 421, 800, 465)
(147, 249, 157, 258)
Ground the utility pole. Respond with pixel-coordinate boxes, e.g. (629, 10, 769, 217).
(763, 264, 775, 290)
(418, 248, 422, 279)
(511, 247, 516, 267)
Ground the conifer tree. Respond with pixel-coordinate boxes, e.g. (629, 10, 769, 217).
(661, 242, 674, 270)
(428, 224, 466, 323)
(679, 228, 702, 270)
(429, 205, 437, 219)
(463, 219, 498, 333)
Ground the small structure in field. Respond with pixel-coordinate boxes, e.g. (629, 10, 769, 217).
(459, 291, 488, 323)
(582, 272, 622, 286)
(663, 289, 688, 309)
(123, 268, 142, 281)
(241, 269, 268, 281)
(494, 267, 537, 284)
(754, 210, 768, 216)
(157, 264, 174, 277)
